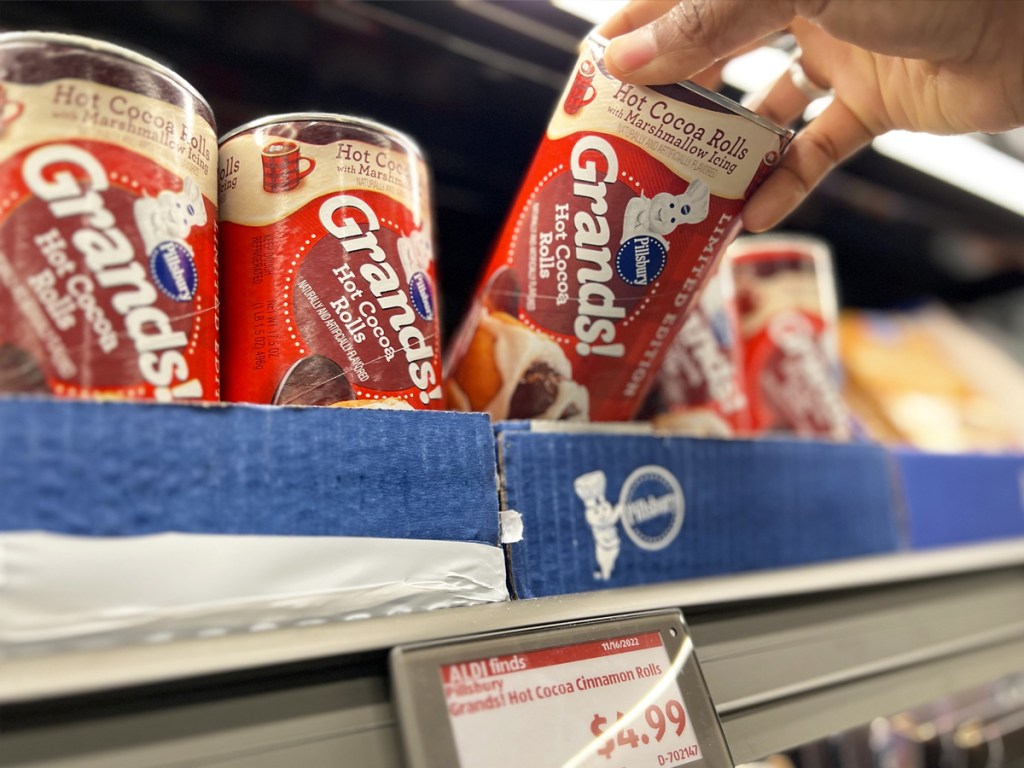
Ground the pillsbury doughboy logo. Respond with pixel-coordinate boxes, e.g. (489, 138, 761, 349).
(574, 465, 685, 581)
(620, 466, 685, 550)
(135, 178, 206, 302)
(615, 177, 711, 288)
(398, 230, 435, 322)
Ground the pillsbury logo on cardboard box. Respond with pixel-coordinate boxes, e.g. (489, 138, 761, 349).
(574, 465, 685, 581)
(497, 424, 903, 599)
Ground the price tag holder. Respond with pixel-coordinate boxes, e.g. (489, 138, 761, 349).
(390, 609, 733, 768)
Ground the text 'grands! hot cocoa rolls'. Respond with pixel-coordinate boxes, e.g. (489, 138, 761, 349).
(218, 114, 444, 410)
(445, 33, 793, 423)
(0, 32, 219, 401)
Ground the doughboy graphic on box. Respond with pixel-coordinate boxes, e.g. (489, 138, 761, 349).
(574, 465, 685, 581)
(574, 471, 622, 580)
(397, 227, 437, 323)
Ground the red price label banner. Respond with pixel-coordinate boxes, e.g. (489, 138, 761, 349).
(440, 630, 702, 768)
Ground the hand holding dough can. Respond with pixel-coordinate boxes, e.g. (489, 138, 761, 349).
(0, 32, 219, 401)
(218, 113, 444, 409)
(445, 33, 792, 422)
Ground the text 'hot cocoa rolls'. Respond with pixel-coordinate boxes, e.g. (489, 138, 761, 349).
(445, 33, 792, 422)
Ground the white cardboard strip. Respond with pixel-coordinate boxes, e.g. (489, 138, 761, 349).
(0, 532, 509, 655)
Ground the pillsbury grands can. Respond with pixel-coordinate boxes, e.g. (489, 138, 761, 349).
(0, 32, 219, 401)
(726, 234, 849, 439)
(445, 32, 792, 422)
(647, 268, 750, 437)
(218, 114, 444, 409)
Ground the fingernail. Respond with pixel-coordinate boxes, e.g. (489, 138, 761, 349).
(605, 27, 657, 75)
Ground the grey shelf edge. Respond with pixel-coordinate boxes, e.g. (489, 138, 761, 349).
(3, 539, 1024, 766)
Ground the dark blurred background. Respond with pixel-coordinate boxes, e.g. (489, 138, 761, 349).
(5, 0, 1023, 349)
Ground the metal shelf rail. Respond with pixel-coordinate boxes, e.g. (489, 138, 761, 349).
(3, 540, 1024, 767)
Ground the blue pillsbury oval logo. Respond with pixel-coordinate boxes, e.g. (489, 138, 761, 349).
(150, 241, 198, 302)
(616, 236, 666, 286)
(409, 271, 435, 322)
(618, 465, 684, 551)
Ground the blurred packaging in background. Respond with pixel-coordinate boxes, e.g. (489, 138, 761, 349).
(647, 267, 750, 438)
(840, 306, 1024, 453)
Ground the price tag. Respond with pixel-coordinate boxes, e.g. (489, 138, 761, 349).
(391, 610, 732, 768)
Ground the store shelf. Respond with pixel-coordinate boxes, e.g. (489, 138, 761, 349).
(3, 540, 1024, 766)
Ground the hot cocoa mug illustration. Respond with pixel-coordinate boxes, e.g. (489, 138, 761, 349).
(563, 60, 597, 115)
(0, 85, 24, 136)
(261, 140, 315, 192)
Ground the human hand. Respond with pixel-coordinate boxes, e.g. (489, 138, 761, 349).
(599, 0, 1024, 231)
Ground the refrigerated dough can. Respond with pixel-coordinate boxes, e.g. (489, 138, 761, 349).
(445, 33, 793, 422)
(647, 268, 749, 437)
(0, 32, 219, 401)
(726, 234, 849, 439)
(218, 113, 443, 409)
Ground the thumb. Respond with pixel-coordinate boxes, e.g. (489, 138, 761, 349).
(603, 0, 796, 84)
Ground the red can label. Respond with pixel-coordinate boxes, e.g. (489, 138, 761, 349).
(218, 118, 444, 409)
(445, 35, 791, 422)
(728, 235, 849, 439)
(649, 271, 749, 436)
(0, 76, 219, 400)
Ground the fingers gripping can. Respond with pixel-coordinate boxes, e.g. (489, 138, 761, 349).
(0, 32, 219, 401)
(218, 114, 444, 409)
(445, 33, 792, 422)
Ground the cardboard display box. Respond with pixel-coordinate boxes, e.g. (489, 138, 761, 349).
(893, 449, 1024, 550)
(0, 397, 500, 543)
(6, 396, 1019, 630)
(496, 423, 903, 599)
(0, 397, 508, 650)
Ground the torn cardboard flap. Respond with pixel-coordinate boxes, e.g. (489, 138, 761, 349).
(499, 509, 523, 544)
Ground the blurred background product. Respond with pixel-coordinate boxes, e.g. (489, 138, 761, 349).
(737, 674, 1024, 768)
(647, 268, 750, 437)
(727, 234, 849, 441)
(840, 306, 1024, 453)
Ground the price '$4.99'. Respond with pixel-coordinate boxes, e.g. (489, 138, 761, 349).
(591, 699, 694, 761)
